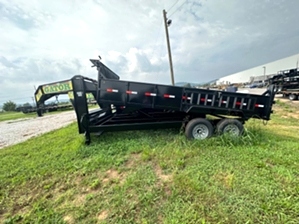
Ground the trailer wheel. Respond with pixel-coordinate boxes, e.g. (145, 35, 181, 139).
(216, 119, 244, 136)
(289, 94, 298, 101)
(185, 118, 214, 140)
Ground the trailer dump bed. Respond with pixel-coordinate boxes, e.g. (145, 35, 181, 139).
(73, 60, 275, 144)
(36, 59, 275, 144)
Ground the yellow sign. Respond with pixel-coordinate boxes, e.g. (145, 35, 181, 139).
(35, 89, 43, 102)
(68, 91, 74, 99)
(86, 93, 94, 99)
(42, 81, 73, 94)
(68, 91, 94, 100)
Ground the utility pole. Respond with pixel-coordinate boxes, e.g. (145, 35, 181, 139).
(31, 97, 35, 106)
(263, 66, 266, 83)
(163, 9, 175, 86)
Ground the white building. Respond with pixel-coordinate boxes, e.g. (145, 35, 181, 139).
(216, 53, 299, 85)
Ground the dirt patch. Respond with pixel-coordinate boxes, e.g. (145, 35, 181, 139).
(281, 114, 299, 119)
(63, 215, 75, 224)
(101, 154, 143, 185)
(98, 210, 108, 221)
(154, 164, 173, 196)
(286, 112, 299, 119)
(213, 172, 234, 189)
(125, 153, 141, 168)
(72, 194, 86, 206)
(0, 181, 45, 221)
(102, 169, 126, 185)
(154, 165, 172, 182)
(272, 99, 299, 119)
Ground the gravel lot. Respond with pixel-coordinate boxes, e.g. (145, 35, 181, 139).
(0, 111, 76, 149)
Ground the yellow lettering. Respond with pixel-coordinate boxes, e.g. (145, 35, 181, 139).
(42, 81, 73, 94)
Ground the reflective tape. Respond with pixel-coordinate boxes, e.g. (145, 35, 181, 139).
(107, 88, 118, 93)
(164, 94, 175, 98)
(145, 92, 157, 96)
(126, 90, 138, 94)
(236, 102, 247, 106)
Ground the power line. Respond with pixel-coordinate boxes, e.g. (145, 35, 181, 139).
(153, 22, 164, 47)
(167, 0, 180, 12)
(168, 0, 188, 17)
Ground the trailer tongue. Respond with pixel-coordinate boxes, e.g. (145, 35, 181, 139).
(35, 59, 275, 145)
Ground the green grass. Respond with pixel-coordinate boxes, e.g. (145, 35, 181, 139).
(1, 103, 299, 223)
(0, 112, 36, 122)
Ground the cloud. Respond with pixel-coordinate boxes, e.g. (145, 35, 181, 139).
(0, 0, 299, 104)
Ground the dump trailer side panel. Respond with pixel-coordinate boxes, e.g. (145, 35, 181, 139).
(69, 59, 275, 144)
(36, 59, 275, 145)
(96, 78, 274, 120)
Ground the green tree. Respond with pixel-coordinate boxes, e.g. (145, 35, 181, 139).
(23, 102, 31, 107)
(3, 100, 17, 111)
(184, 83, 192, 88)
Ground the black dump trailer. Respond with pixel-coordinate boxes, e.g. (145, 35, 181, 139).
(36, 59, 276, 144)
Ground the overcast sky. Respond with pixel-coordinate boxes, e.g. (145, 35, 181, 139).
(1, 0, 299, 104)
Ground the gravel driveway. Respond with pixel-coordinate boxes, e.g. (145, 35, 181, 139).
(0, 111, 77, 149)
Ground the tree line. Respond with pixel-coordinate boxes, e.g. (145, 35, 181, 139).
(1, 101, 32, 112)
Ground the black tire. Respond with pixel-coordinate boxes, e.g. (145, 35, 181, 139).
(216, 119, 244, 136)
(185, 118, 214, 140)
(289, 94, 297, 101)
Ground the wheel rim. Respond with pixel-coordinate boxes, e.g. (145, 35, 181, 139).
(192, 124, 209, 139)
(223, 124, 240, 136)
